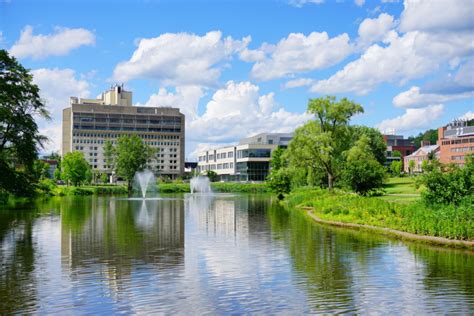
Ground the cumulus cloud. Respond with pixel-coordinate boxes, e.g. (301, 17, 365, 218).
(377, 104, 444, 133)
(400, 0, 474, 32)
(188, 81, 310, 143)
(311, 30, 474, 94)
(357, 13, 395, 46)
(459, 111, 474, 121)
(31, 68, 91, 153)
(10, 25, 95, 59)
(393, 60, 474, 108)
(248, 32, 353, 81)
(113, 31, 250, 86)
(136, 85, 204, 120)
(283, 78, 314, 89)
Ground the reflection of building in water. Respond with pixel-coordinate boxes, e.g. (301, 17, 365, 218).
(61, 197, 185, 273)
(189, 196, 253, 238)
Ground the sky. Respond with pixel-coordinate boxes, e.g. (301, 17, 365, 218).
(1, 0, 473, 160)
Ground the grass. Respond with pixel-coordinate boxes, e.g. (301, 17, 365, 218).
(158, 182, 270, 193)
(286, 187, 474, 241)
(379, 176, 421, 202)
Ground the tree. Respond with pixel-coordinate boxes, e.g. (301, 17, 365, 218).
(408, 160, 415, 175)
(107, 135, 155, 194)
(392, 150, 402, 159)
(390, 160, 402, 176)
(100, 172, 109, 184)
(32, 160, 50, 181)
(267, 168, 292, 199)
(62, 151, 91, 186)
(349, 126, 386, 165)
(270, 146, 285, 171)
(205, 170, 219, 182)
(54, 167, 62, 181)
(289, 96, 364, 189)
(343, 136, 386, 195)
(0, 50, 49, 196)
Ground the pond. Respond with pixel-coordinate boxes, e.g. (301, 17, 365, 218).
(1, 194, 473, 314)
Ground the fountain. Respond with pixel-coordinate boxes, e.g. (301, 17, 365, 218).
(133, 169, 157, 199)
(190, 175, 212, 193)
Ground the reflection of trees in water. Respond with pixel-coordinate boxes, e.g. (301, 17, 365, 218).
(409, 244, 474, 306)
(0, 209, 38, 314)
(61, 197, 185, 295)
(266, 204, 387, 313)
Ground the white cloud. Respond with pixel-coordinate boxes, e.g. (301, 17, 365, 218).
(136, 85, 204, 120)
(311, 30, 474, 94)
(377, 104, 444, 133)
(10, 25, 95, 59)
(283, 78, 314, 89)
(400, 0, 474, 32)
(184, 81, 310, 157)
(355, 0, 365, 6)
(459, 111, 474, 121)
(113, 31, 250, 86)
(287, 0, 324, 8)
(249, 32, 353, 81)
(31, 68, 90, 153)
(393, 86, 474, 108)
(358, 13, 395, 45)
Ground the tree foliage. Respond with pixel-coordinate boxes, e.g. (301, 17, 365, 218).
(342, 136, 386, 195)
(106, 135, 155, 194)
(390, 160, 403, 176)
(0, 50, 50, 196)
(62, 151, 91, 186)
(419, 154, 473, 206)
(205, 170, 219, 182)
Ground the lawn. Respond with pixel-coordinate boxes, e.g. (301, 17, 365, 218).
(380, 177, 421, 202)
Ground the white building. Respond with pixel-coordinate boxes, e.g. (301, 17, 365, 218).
(197, 133, 293, 181)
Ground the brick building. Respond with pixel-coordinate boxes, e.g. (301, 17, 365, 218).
(437, 121, 474, 167)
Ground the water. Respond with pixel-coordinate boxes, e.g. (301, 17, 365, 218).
(133, 169, 156, 198)
(0, 194, 473, 314)
(190, 175, 212, 193)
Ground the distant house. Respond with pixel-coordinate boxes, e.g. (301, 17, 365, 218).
(403, 143, 439, 173)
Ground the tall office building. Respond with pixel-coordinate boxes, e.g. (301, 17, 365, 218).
(62, 85, 185, 178)
(437, 120, 474, 167)
(197, 133, 293, 181)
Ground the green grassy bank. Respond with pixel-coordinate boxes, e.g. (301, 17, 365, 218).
(286, 188, 473, 241)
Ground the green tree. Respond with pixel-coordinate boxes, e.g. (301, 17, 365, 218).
(267, 168, 292, 199)
(100, 172, 109, 184)
(289, 96, 364, 189)
(390, 160, 403, 176)
(32, 160, 50, 180)
(349, 126, 386, 165)
(392, 150, 402, 158)
(0, 50, 49, 196)
(408, 160, 415, 175)
(53, 167, 62, 181)
(103, 140, 115, 171)
(270, 146, 285, 171)
(205, 170, 219, 182)
(343, 136, 386, 195)
(107, 135, 155, 194)
(62, 151, 91, 186)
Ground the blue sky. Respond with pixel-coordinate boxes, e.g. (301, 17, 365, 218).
(1, 0, 473, 159)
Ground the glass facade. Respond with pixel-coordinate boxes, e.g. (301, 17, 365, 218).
(236, 162, 270, 181)
(236, 149, 271, 159)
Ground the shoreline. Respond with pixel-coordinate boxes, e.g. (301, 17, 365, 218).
(300, 206, 474, 250)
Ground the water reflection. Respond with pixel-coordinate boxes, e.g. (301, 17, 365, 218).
(0, 195, 473, 314)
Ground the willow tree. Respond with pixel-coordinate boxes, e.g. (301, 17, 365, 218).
(289, 96, 363, 190)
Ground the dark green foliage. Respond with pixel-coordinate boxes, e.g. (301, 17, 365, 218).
(267, 168, 292, 199)
(205, 170, 219, 182)
(106, 135, 155, 194)
(349, 125, 386, 165)
(343, 136, 386, 195)
(0, 50, 49, 196)
(409, 129, 438, 148)
(32, 160, 50, 181)
(62, 151, 91, 186)
(270, 146, 285, 171)
(419, 156, 473, 206)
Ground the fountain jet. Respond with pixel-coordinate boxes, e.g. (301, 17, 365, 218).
(133, 169, 157, 199)
(190, 175, 212, 193)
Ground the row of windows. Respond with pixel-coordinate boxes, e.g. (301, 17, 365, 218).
(73, 138, 179, 146)
(73, 132, 179, 140)
(198, 151, 235, 162)
(73, 125, 181, 133)
(73, 113, 181, 124)
(451, 155, 464, 160)
(198, 162, 234, 171)
(442, 138, 474, 145)
(451, 146, 474, 152)
(236, 149, 271, 159)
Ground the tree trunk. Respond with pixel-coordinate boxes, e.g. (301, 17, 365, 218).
(127, 180, 133, 197)
(328, 173, 333, 191)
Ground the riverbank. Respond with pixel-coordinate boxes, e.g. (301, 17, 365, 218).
(286, 188, 473, 246)
(158, 182, 269, 193)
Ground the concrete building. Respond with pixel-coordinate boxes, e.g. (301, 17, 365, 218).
(62, 85, 185, 178)
(403, 143, 439, 173)
(383, 134, 416, 167)
(437, 120, 474, 167)
(197, 133, 293, 181)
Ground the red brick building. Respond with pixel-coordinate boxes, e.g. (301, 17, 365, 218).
(383, 135, 416, 167)
(437, 122, 474, 166)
